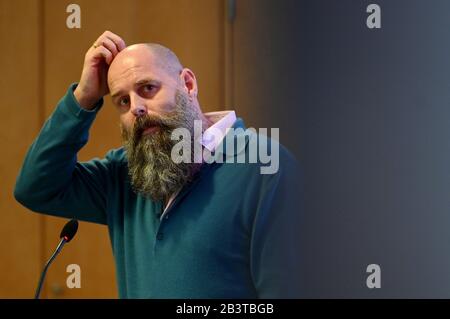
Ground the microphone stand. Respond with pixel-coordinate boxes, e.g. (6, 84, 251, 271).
(34, 237, 68, 299)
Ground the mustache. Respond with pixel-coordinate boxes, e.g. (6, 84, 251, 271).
(132, 114, 172, 139)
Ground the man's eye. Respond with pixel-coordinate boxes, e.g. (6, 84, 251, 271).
(143, 85, 155, 92)
(119, 97, 129, 106)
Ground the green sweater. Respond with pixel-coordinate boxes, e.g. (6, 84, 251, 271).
(14, 84, 303, 298)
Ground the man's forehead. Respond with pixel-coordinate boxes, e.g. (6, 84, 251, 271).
(109, 60, 157, 82)
(109, 48, 158, 78)
(113, 44, 155, 65)
(108, 54, 168, 91)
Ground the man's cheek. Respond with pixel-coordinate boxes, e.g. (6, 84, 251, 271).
(119, 124, 133, 141)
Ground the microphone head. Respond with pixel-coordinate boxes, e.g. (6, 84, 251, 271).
(60, 219, 79, 242)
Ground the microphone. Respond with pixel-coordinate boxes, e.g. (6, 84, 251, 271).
(34, 219, 79, 299)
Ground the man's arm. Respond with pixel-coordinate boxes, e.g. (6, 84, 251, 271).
(250, 142, 305, 298)
(14, 31, 126, 224)
(14, 84, 111, 224)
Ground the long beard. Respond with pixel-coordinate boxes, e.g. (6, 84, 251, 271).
(121, 91, 203, 202)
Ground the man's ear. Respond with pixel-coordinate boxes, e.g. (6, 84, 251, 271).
(179, 68, 198, 99)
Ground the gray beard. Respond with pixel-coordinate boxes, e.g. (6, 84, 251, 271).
(121, 91, 203, 202)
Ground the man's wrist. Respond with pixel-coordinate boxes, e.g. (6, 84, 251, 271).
(73, 86, 99, 110)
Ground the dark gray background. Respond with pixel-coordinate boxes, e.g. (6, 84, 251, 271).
(232, 0, 450, 297)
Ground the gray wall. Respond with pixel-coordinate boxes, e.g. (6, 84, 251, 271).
(233, 0, 450, 297)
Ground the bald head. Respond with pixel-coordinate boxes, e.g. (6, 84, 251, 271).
(142, 43, 183, 77)
(108, 43, 183, 84)
(107, 43, 189, 102)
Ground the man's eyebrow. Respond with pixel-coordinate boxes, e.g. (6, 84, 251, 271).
(110, 91, 123, 99)
(135, 78, 160, 86)
(111, 78, 161, 99)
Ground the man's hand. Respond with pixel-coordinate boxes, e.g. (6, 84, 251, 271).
(74, 31, 126, 110)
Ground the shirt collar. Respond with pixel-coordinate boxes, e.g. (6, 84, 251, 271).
(201, 111, 237, 152)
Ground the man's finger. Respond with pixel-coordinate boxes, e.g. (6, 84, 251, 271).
(95, 46, 113, 65)
(104, 31, 127, 52)
(100, 37, 119, 58)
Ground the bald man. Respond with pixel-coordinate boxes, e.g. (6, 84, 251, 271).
(14, 31, 303, 298)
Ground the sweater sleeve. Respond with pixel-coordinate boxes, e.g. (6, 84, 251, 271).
(14, 83, 114, 225)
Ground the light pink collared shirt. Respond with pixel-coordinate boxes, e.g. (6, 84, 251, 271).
(160, 110, 237, 220)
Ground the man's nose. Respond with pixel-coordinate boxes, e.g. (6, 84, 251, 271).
(132, 106, 146, 117)
(130, 95, 147, 117)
